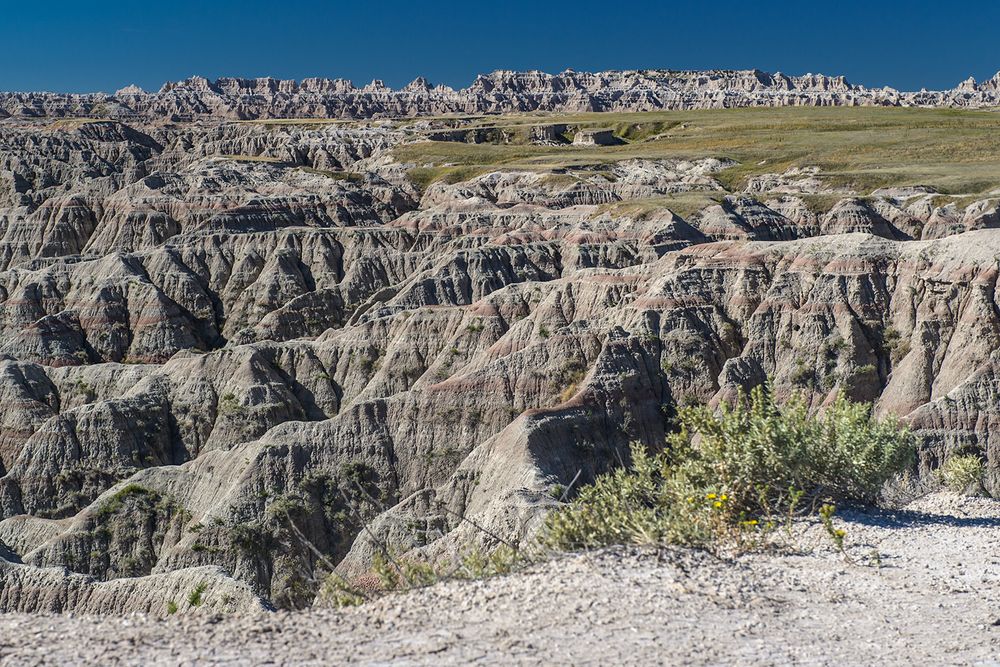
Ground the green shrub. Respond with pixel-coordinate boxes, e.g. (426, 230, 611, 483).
(790, 358, 816, 388)
(882, 327, 911, 365)
(939, 454, 984, 495)
(187, 582, 207, 607)
(546, 385, 915, 550)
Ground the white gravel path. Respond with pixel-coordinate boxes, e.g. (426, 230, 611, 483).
(2, 492, 1000, 666)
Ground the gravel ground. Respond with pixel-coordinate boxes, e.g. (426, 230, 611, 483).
(2, 492, 1000, 666)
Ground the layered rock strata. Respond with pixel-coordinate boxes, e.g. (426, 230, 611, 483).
(7, 69, 1000, 121)
(0, 115, 998, 613)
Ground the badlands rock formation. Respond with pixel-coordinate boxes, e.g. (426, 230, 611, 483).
(0, 105, 998, 615)
(6, 68, 1000, 121)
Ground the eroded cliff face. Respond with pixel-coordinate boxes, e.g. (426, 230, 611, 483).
(6, 68, 1000, 121)
(0, 114, 998, 614)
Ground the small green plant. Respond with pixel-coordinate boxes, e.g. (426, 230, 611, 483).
(458, 545, 519, 579)
(75, 378, 97, 403)
(781, 486, 805, 539)
(187, 582, 207, 607)
(321, 577, 366, 607)
(790, 358, 816, 388)
(882, 327, 911, 365)
(819, 503, 847, 556)
(939, 454, 984, 495)
(358, 353, 382, 374)
(853, 363, 877, 376)
(372, 552, 438, 589)
(95, 484, 159, 520)
(552, 361, 586, 403)
(218, 392, 243, 415)
(166, 600, 178, 615)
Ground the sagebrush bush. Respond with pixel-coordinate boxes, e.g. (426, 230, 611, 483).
(546, 385, 915, 550)
(940, 454, 984, 495)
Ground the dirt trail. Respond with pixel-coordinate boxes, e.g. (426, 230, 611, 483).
(2, 492, 999, 666)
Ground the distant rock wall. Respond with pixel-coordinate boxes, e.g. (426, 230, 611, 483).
(5, 68, 1000, 120)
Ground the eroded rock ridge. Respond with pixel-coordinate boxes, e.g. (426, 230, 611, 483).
(0, 110, 998, 615)
(6, 69, 1000, 120)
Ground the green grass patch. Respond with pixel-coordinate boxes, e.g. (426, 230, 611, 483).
(405, 164, 494, 190)
(395, 107, 1000, 196)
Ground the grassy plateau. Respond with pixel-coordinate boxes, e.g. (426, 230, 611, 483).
(392, 106, 1000, 196)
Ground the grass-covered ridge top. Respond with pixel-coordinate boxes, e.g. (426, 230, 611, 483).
(395, 107, 1000, 195)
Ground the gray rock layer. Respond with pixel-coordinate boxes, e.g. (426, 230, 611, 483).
(0, 111, 999, 614)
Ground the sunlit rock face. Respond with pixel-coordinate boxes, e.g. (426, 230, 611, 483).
(5, 68, 1000, 121)
(1, 101, 999, 614)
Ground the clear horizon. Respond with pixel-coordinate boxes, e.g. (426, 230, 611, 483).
(3, 0, 998, 94)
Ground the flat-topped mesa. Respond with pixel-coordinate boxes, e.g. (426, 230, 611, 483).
(4, 67, 1000, 120)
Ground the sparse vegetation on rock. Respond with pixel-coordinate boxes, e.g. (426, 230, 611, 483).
(547, 386, 915, 550)
(939, 454, 985, 495)
(1, 94, 999, 616)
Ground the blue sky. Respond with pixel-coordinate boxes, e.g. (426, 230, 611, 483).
(2, 0, 998, 93)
